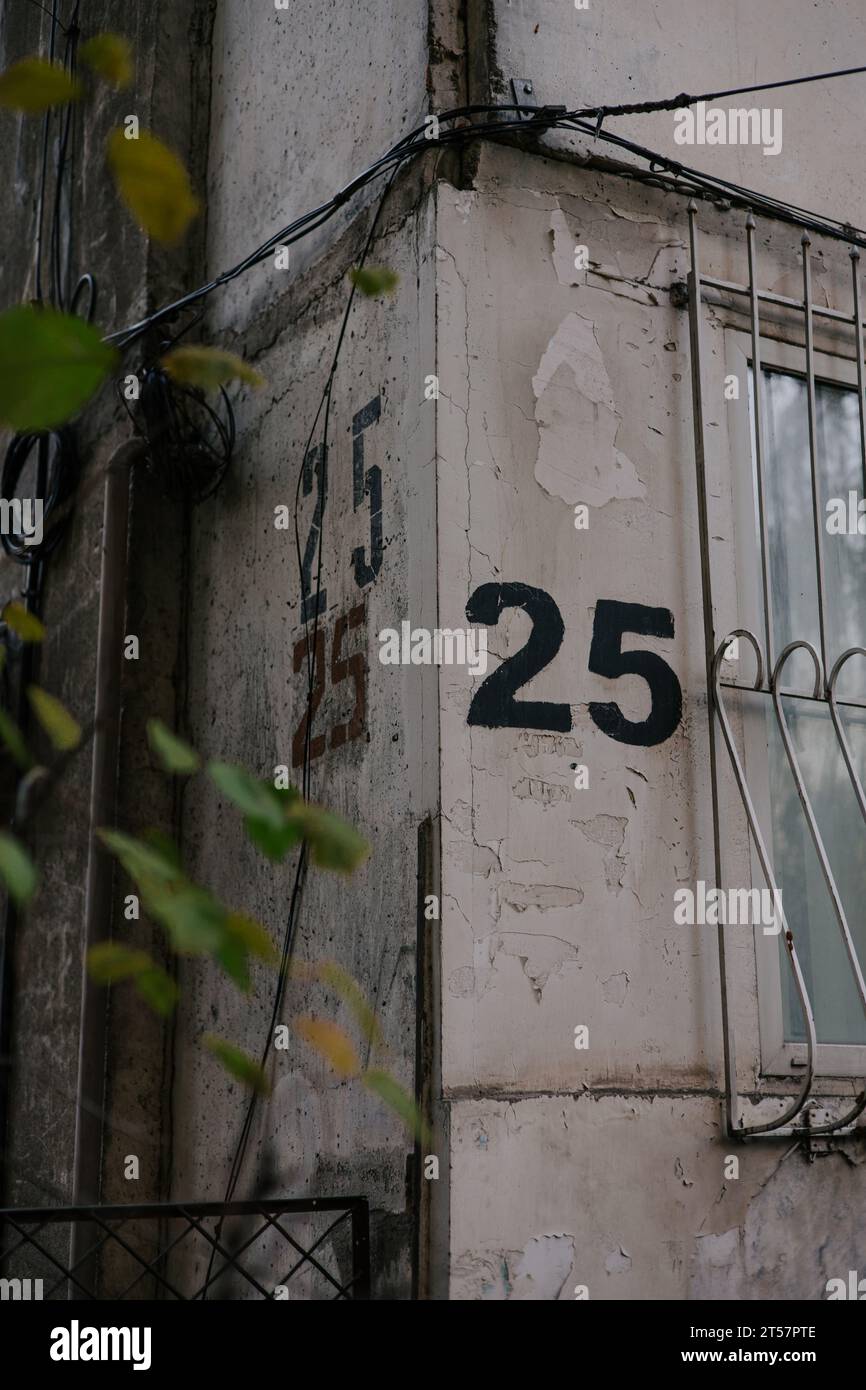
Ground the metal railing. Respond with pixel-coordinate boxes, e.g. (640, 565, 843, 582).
(0, 1197, 370, 1300)
(687, 200, 866, 1139)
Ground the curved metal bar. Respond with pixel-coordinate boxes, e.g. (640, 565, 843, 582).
(712, 631, 817, 1134)
(770, 641, 866, 1133)
(827, 646, 866, 830)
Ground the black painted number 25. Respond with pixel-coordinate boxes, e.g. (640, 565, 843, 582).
(466, 584, 682, 748)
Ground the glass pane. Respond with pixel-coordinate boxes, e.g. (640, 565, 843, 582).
(754, 368, 866, 1045)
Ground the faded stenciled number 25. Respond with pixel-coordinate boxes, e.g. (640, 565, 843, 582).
(298, 394, 383, 623)
(465, 583, 682, 748)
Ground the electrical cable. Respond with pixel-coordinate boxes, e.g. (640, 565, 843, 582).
(102, 60, 866, 352)
(199, 164, 402, 1297)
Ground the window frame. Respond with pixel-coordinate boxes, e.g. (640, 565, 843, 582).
(725, 325, 866, 1079)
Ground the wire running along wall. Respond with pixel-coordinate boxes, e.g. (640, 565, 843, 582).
(686, 199, 866, 1139)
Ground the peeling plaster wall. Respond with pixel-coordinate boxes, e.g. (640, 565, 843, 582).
(435, 138, 866, 1298)
(450, 1095, 866, 1301)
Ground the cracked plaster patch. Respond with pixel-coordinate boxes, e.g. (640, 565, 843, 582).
(532, 312, 646, 507)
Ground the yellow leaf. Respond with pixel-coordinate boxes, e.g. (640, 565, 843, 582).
(0, 58, 82, 112)
(295, 1017, 361, 1078)
(317, 962, 383, 1047)
(80, 34, 133, 89)
(107, 128, 200, 245)
(2, 602, 45, 643)
(161, 347, 264, 392)
(27, 686, 81, 751)
(225, 912, 279, 966)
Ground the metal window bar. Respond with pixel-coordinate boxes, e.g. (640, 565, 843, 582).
(686, 200, 866, 1139)
(0, 1198, 370, 1300)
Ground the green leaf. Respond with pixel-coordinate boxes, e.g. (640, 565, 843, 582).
(79, 34, 133, 89)
(287, 802, 369, 874)
(140, 829, 183, 871)
(27, 686, 81, 751)
(161, 347, 264, 392)
(363, 1069, 428, 1141)
(136, 967, 179, 1016)
(208, 762, 284, 828)
(0, 57, 82, 112)
(245, 783, 300, 859)
(97, 829, 181, 887)
(295, 1017, 361, 1078)
(317, 962, 383, 1048)
(2, 601, 45, 643)
(0, 306, 117, 431)
(107, 128, 200, 245)
(0, 708, 31, 770)
(147, 719, 200, 775)
(146, 883, 227, 956)
(245, 813, 301, 862)
(88, 943, 177, 1016)
(226, 911, 279, 965)
(204, 1035, 270, 1094)
(348, 266, 399, 297)
(214, 914, 278, 990)
(0, 833, 37, 904)
(215, 932, 251, 991)
(87, 941, 152, 982)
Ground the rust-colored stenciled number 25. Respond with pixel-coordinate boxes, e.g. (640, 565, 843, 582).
(292, 604, 367, 768)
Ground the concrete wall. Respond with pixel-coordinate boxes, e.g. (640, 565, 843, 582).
(434, 0, 866, 1294)
(488, 0, 866, 230)
(167, 4, 438, 1299)
(3, 0, 866, 1303)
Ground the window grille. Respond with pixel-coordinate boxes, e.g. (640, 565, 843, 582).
(0, 1198, 370, 1300)
(686, 200, 866, 1139)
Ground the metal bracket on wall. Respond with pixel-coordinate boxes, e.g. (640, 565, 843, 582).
(509, 77, 541, 119)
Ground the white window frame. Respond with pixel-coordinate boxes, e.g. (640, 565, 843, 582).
(725, 325, 866, 1079)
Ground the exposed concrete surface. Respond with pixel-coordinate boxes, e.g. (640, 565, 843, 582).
(489, 0, 866, 232)
(435, 135, 866, 1295)
(450, 1094, 866, 1299)
(206, 0, 430, 333)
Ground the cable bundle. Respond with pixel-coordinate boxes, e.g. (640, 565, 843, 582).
(121, 366, 235, 503)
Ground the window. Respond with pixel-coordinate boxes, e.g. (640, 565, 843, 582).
(688, 205, 866, 1131)
(754, 366, 866, 1049)
(726, 330, 866, 1079)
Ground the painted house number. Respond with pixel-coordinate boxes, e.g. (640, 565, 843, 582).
(465, 584, 682, 748)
